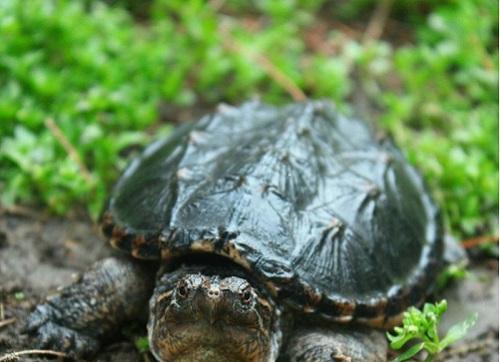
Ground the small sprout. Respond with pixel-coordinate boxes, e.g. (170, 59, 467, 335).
(14, 292, 25, 300)
(387, 300, 477, 362)
(436, 261, 469, 290)
(134, 336, 150, 353)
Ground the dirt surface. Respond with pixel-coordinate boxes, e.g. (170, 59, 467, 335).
(0, 210, 146, 362)
(0, 208, 498, 361)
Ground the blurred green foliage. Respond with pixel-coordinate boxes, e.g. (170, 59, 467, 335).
(0, 0, 172, 216)
(0, 0, 497, 237)
(379, 0, 498, 236)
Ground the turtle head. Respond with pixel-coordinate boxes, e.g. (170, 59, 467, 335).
(148, 268, 281, 362)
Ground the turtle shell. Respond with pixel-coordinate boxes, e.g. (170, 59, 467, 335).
(102, 100, 443, 327)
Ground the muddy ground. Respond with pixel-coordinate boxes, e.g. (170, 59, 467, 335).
(0, 208, 497, 361)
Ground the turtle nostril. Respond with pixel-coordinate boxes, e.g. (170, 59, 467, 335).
(207, 288, 220, 298)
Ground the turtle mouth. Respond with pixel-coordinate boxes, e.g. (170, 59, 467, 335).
(149, 323, 265, 362)
(157, 347, 247, 362)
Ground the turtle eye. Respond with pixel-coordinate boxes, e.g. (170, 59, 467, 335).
(240, 287, 253, 304)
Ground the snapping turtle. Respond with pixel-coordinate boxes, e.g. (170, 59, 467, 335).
(25, 100, 442, 361)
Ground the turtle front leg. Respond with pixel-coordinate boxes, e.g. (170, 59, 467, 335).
(24, 256, 155, 358)
(281, 325, 387, 362)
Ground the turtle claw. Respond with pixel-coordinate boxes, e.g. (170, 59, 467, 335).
(24, 304, 99, 358)
(35, 322, 99, 358)
(23, 304, 53, 332)
(283, 327, 387, 362)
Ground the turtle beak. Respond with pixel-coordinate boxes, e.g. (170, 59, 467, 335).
(207, 304, 217, 325)
(194, 284, 222, 325)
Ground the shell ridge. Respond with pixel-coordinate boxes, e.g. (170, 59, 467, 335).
(102, 101, 443, 327)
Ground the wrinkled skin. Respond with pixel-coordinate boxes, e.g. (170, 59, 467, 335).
(148, 265, 282, 362)
(280, 323, 387, 362)
(24, 257, 155, 357)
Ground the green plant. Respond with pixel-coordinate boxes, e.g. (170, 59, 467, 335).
(0, 0, 174, 218)
(378, 0, 498, 237)
(435, 261, 469, 290)
(134, 336, 150, 353)
(387, 300, 477, 361)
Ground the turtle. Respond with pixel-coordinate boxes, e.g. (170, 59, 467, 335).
(25, 100, 443, 361)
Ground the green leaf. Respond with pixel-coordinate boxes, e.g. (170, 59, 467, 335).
(436, 262, 469, 290)
(440, 313, 478, 350)
(387, 324, 420, 350)
(391, 342, 425, 362)
(387, 331, 416, 350)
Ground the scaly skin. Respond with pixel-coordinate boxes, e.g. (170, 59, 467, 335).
(148, 263, 282, 362)
(24, 257, 155, 358)
(280, 325, 387, 362)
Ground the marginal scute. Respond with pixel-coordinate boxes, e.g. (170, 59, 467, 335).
(219, 241, 252, 271)
(336, 300, 356, 317)
(131, 235, 146, 258)
(101, 211, 115, 238)
(304, 286, 322, 306)
(101, 100, 443, 325)
(160, 248, 175, 260)
(334, 315, 353, 323)
(190, 239, 215, 253)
